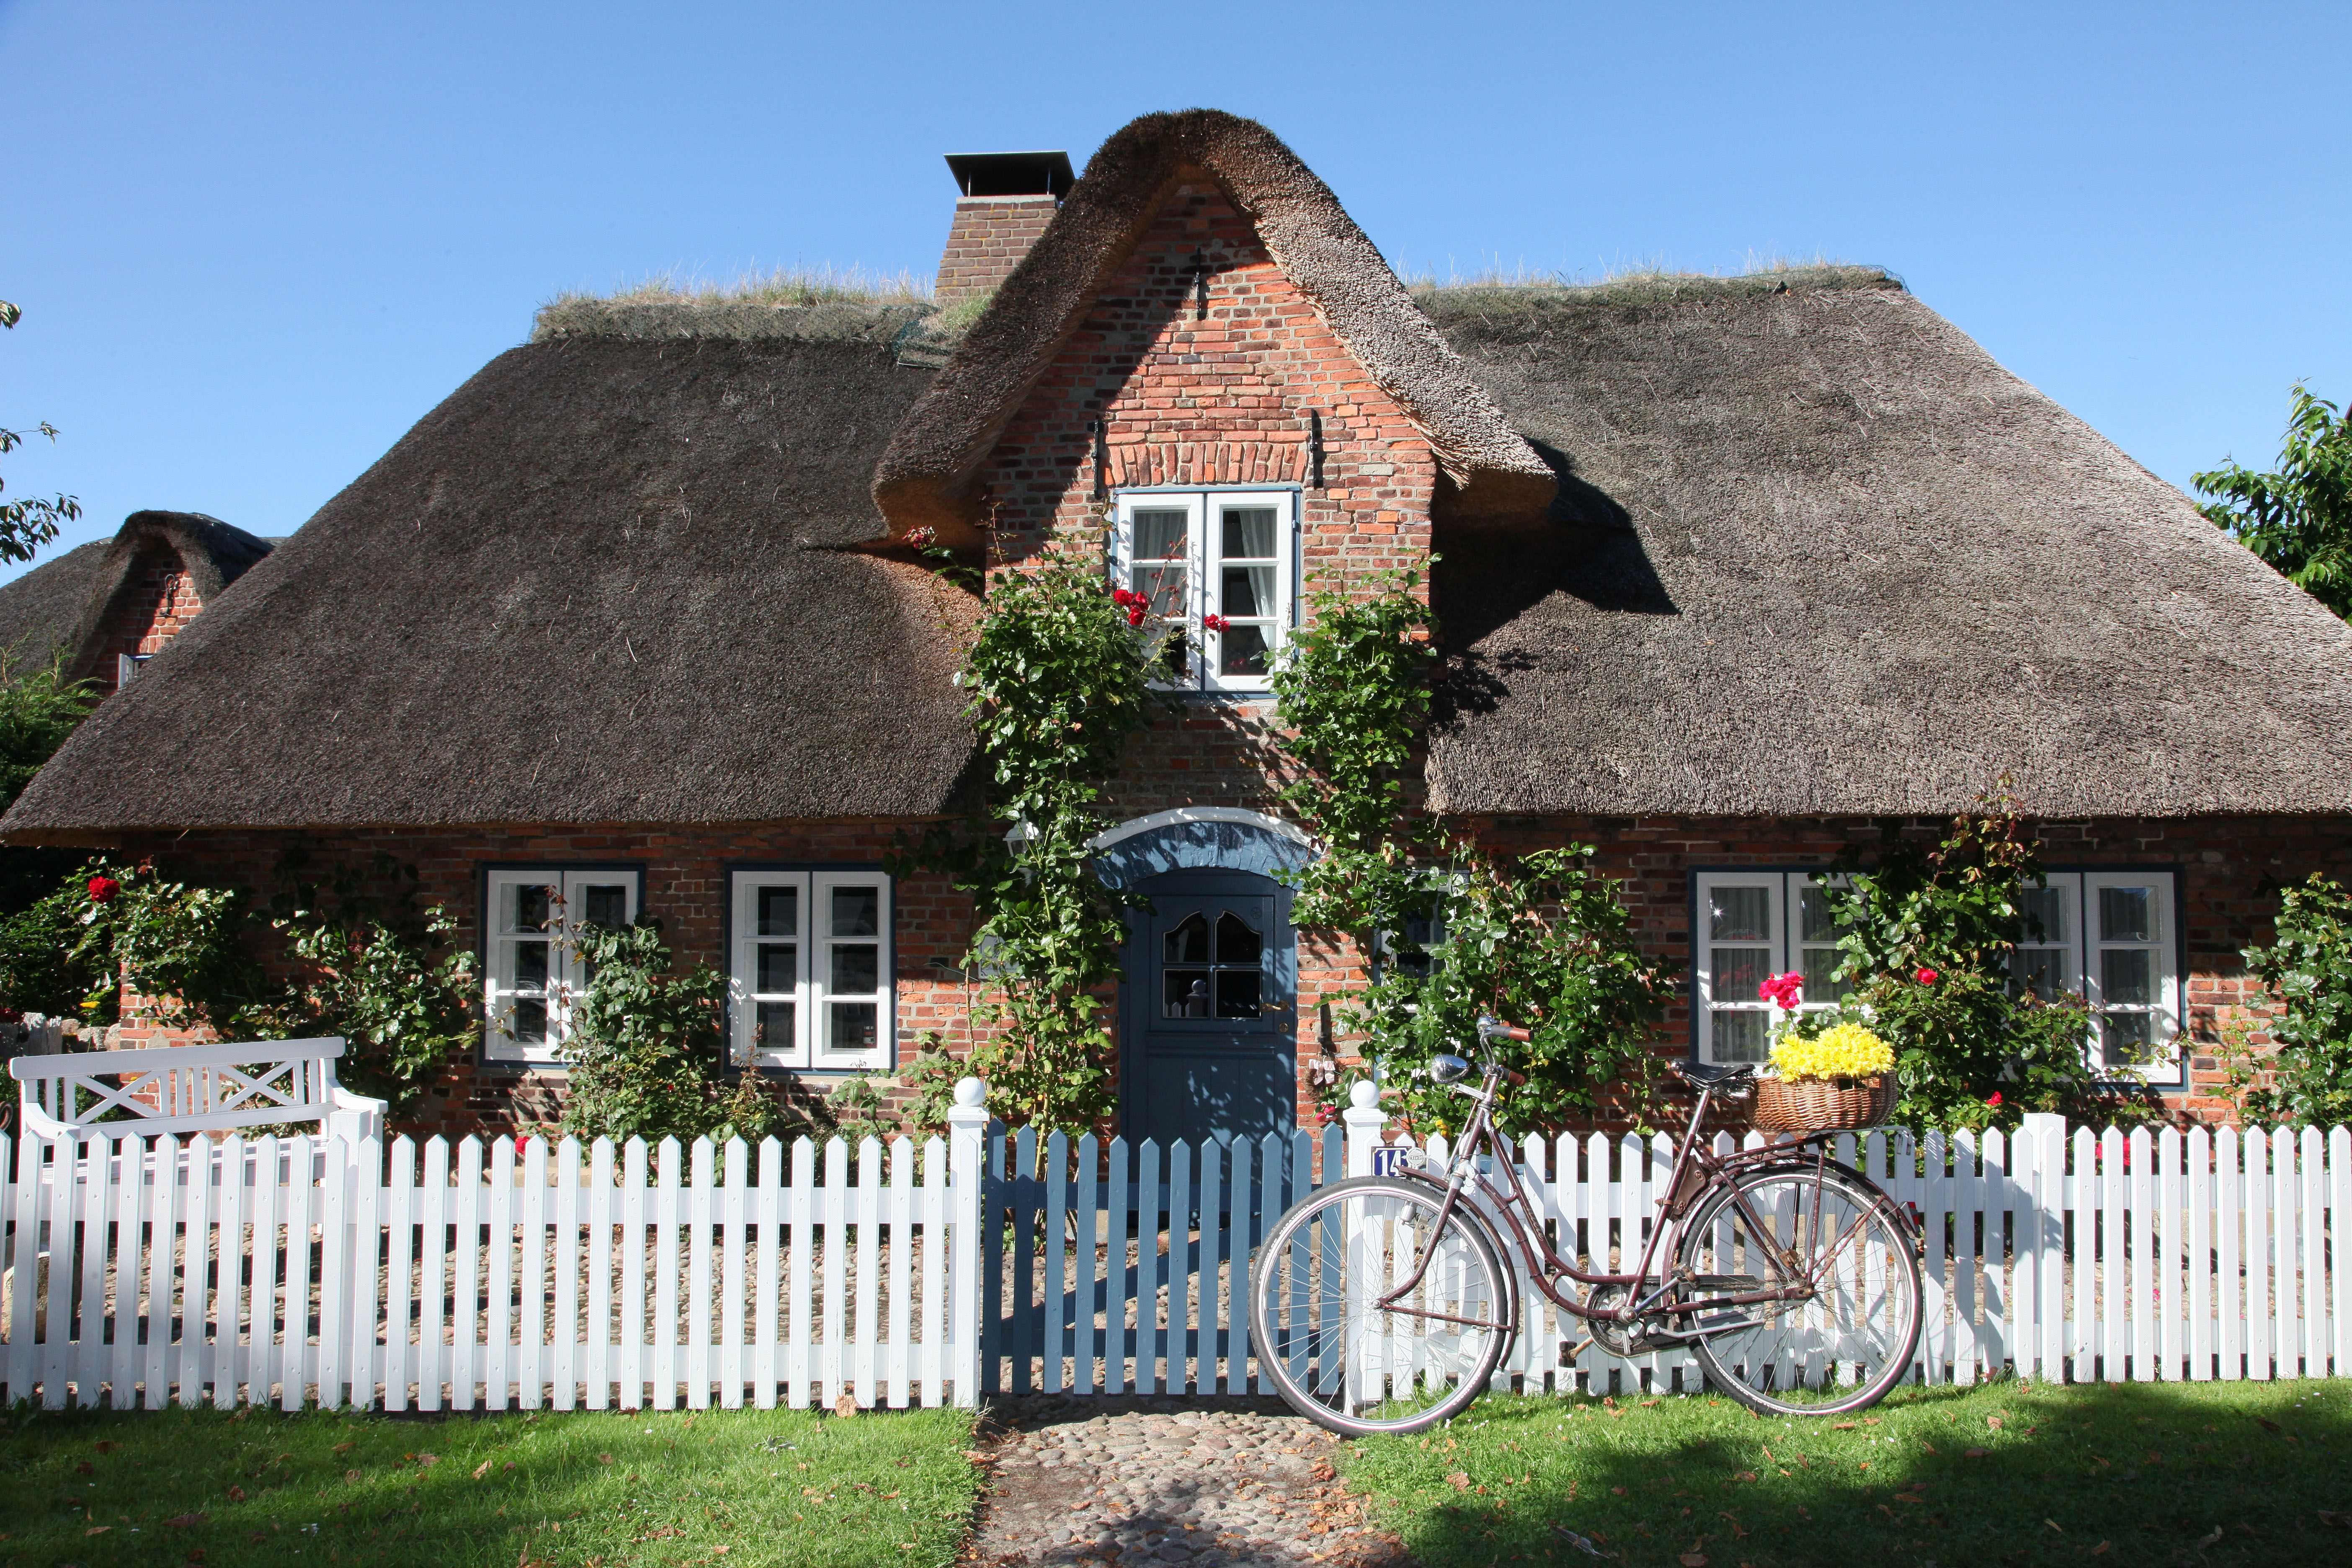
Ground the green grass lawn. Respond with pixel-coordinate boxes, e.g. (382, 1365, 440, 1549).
(0, 1401, 980, 1568)
(1338, 1378, 2352, 1567)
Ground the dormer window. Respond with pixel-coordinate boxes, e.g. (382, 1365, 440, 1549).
(1109, 489, 1297, 693)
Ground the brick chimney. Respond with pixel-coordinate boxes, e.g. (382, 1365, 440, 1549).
(937, 150, 1073, 306)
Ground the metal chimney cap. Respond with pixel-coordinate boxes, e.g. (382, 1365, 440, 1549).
(943, 150, 1074, 199)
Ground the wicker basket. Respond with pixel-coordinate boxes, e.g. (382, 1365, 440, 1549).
(1751, 1073, 1895, 1133)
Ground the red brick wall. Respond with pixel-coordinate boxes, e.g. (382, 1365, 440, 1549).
(96, 544, 204, 691)
(938, 196, 1057, 304)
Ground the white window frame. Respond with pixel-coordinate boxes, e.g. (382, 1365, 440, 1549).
(482, 867, 641, 1065)
(1692, 867, 2184, 1084)
(1109, 487, 1297, 694)
(729, 869, 893, 1073)
(1692, 871, 1846, 1065)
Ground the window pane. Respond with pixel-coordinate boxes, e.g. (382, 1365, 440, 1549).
(2099, 885, 2153, 943)
(1712, 947, 1769, 1002)
(831, 886, 879, 938)
(2100, 1010, 2154, 1063)
(1220, 505, 1276, 560)
(512, 883, 551, 932)
(755, 1000, 796, 1052)
(582, 884, 629, 927)
(2101, 948, 2152, 1006)
(514, 940, 548, 991)
(757, 885, 799, 937)
(756, 942, 797, 994)
(1134, 508, 1188, 567)
(1164, 971, 1211, 1018)
(828, 1002, 878, 1053)
(830, 943, 879, 995)
(505, 997, 547, 1045)
(1136, 563, 1188, 619)
(1221, 563, 1276, 619)
(2012, 946, 2070, 999)
(1219, 622, 1271, 677)
(1711, 1009, 1767, 1063)
(1710, 887, 1771, 942)
(1797, 885, 1839, 944)
(1163, 913, 1209, 965)
(1216, 970, 1263, 1018)
(1799, 945, 1845, 1003)
(2019, 886, 2066, 944)
(1215, 912, 1262, 965)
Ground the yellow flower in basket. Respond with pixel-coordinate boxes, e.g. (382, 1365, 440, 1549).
(1769, 1021, 1894, 1083)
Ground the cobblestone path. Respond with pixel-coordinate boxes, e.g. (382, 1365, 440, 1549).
(963, 1395, 1418, 1567)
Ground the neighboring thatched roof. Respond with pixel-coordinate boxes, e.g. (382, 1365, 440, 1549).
(0, 539, 111, 671)
(0, 336, 977, 840)
(873, 109, 1557, 543)
(0, 512, 272, 685)
(1421, 275, 2352, 818)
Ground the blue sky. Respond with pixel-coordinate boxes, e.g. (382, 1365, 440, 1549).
(2, 1, 2345, 584)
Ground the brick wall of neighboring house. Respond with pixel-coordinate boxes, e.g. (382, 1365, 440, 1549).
(105, 810, 2349, 1137)
(938, 196, 1057, 305)
(96, 545, 204, 690)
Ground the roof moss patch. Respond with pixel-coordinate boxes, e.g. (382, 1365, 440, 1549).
(1414, 263, 1903, 319)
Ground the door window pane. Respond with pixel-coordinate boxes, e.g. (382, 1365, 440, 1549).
(514, 940, 548, 991)
(830, 944, 879, 995)
(2013, 946, 2069, 999)
(1164, 913, 1209, 965)
(1134, 508, 1189, 565)
(757, 886, 799, 937)
(756, 1000, 795, 1052)
(2099, 886, 2153, 943)
(832, 887, 880, 938)
(1164, 971, 1212, 1018)
(1797, 885, 1839, 944)
(1137, 564, 1188, 619)
(1215, 912, 1262, 964)
(512, 883, 551, 932)
(581, 884, 629, 927)
(1799, 945, 1845, 1003)
(1221, 563, 1276, 619)
(756, 942, 797, 993)
(1711, 1009, 1767, 1063)
(507, 998, 548, 1045)
(1216, 970, 1263, 1018)
(1218, 623, 1271, 677)
(2099, 1010, 2153, 1061)
(1710, 887, 1771, 942)
(2019, 886, 2066, 944)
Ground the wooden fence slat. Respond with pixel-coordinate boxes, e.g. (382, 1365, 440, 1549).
(787, 1137, 814, 1411)
(553, 1138, 581, 1411)
(519, 1137, 548, 1410)
(755, 1137, 782, 1411)
(856, 1136, 882, 1408)
(654, 1137, 683, 1411)
(485, 1137, 515, 1412)
(2331, 1127, 2351, 1377)
(686, 1138, 713, 1411)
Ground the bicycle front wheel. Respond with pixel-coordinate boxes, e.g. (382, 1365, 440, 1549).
(1678, 1165, 1922, 1416)
(1248, 1176, 1511, 1437)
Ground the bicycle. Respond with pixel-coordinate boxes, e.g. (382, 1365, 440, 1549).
(1247, 1017, 1924, 1435)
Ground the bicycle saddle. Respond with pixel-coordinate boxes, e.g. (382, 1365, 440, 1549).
(1671, 1060, 1756, 1087)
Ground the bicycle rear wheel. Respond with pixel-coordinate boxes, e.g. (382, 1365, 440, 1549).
(1248, 1175, 1511, 1437)
(1678, 1165, 1921, 1416)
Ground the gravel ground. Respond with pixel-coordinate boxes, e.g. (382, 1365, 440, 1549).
(963, 1395, 1419, 1567)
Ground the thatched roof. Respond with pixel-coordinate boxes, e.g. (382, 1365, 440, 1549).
(0, 511, 272, 683)
(873, 109, 1556, 543)
(0, 330, 978, 840)
(1421, 272, 2352, 818)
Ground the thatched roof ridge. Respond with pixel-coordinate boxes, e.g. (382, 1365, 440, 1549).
(873, 109, 1556, 541)
(1423, 281, 2352, 818)
(0, 337, 978, 840)
(531, 298, 934, 345)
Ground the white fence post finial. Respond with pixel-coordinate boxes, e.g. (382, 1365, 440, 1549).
(945, 1077, 989, 1409)
(1344, 1078, 1386, 1178)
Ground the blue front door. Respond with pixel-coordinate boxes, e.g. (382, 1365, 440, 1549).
(1123, 868, 1297, 1145)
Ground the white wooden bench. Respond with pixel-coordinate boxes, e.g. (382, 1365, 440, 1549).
(9, 1036, 385, 1144)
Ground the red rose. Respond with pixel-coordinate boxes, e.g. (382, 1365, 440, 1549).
(1916, 967, 1939, 985)
(1111, 588, 1136, 607)
(86, 876, 120, 904)
(1756, 970, 1803, 1009)
(1202, 613, 1230, 633)
(906, 526, 936, 550)
(1984, 1091, 2002, 1107)
(1127, 607, 1145, 627)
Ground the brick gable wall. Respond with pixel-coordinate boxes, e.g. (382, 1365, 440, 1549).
(95, 544, 204, 691)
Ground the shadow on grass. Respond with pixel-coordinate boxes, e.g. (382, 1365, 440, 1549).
(1338, 1378, 2352, 1568)
(0, 1400, 979, 1568)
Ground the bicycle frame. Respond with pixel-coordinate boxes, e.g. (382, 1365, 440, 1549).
(1376, 1063, 1896, 1340)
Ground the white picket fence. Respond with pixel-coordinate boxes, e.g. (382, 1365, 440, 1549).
(4, 1091, 2348, 1411)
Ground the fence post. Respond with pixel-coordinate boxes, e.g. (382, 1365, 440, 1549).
(946, 1077, 990, 1410)
(1343, 1080, 1386, 1177)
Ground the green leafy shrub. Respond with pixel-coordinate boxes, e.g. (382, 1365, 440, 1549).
(2195, 384, 2352, 621)
(562, 918, 743, 1145)
(2237, 873, 2352, 1128)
